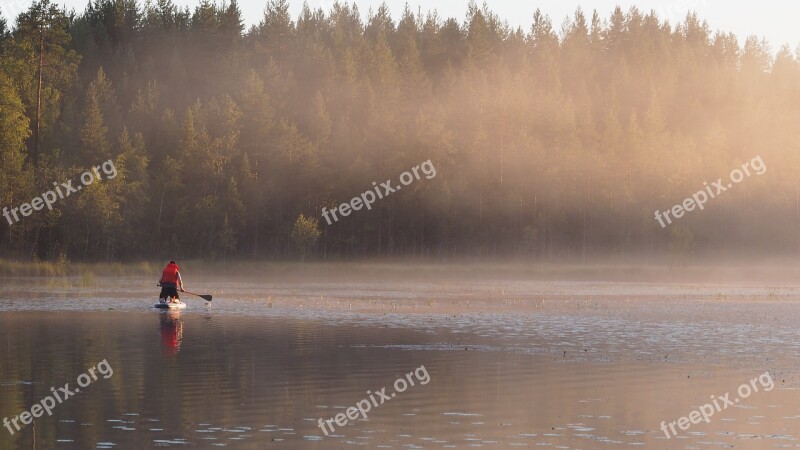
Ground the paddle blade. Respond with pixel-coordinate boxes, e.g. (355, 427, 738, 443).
(183, 290, 213, 302)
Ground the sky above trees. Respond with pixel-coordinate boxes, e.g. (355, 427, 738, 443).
(2, 0, 798, 51)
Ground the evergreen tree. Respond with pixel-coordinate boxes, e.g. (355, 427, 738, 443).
(0, 2, 797, 260)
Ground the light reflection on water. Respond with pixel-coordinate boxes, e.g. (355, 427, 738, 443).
(0, 279, 797, 449)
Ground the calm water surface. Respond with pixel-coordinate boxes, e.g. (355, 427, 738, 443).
(1, 278, 798, 449)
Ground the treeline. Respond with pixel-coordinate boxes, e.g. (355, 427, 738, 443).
(0, 0, 797, 261)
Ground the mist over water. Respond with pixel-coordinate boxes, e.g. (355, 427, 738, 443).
(0, 276, 798, 449)
(2, 0, 799, 448)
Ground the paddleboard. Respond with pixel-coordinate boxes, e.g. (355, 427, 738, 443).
(154, 301, 187, 310)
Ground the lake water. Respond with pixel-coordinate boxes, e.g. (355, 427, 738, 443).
(0, 277, 798, 449)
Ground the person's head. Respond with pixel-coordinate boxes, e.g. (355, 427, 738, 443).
(169, 261, 176, 265)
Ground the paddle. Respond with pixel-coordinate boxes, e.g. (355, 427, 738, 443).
(157, 284, 212, 302)
(183, 290, 213, 302)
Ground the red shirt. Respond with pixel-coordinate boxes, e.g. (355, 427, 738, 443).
(160, 263, 181, 285)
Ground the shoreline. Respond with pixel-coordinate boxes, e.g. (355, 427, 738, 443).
(4, 259, 800, 284)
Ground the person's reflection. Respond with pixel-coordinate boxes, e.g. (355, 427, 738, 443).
(159, 310, 184, 355)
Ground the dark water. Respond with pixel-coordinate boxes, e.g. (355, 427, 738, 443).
(1, 279, 798, 449)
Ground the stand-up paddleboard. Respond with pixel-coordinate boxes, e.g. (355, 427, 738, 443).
(154, 300, 187, 310)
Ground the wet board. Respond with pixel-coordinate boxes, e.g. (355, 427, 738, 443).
(154, 301, 187, 310)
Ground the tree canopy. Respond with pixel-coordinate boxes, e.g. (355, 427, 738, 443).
(0, 1, 796, 261)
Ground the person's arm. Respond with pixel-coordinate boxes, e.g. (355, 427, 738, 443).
(177, 272, 185, 292)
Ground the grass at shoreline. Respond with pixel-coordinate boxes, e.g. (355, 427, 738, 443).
(2, 258, 800, 283)
(0, 259, 155, 277)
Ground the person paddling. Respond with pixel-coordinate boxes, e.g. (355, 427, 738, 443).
(158, 261, 185, 304)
